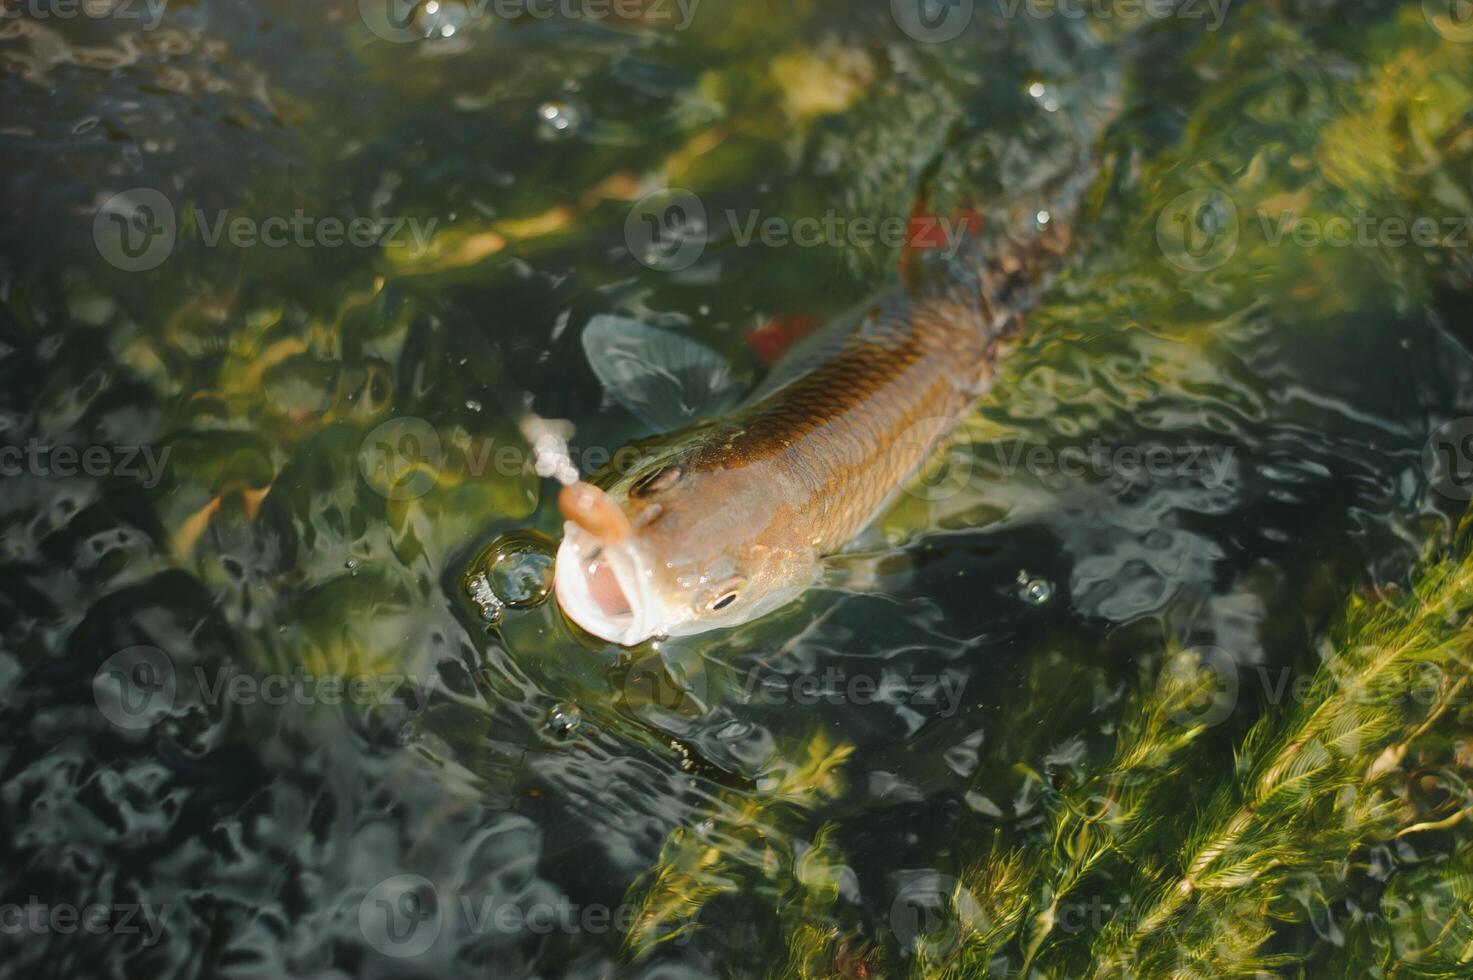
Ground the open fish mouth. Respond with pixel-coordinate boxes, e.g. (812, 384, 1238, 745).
(554, 522, 663, 646)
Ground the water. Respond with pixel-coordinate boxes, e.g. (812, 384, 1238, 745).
(1, 1, 1472, 978)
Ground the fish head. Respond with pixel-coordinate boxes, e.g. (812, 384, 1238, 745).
(554, 445, 815, 646)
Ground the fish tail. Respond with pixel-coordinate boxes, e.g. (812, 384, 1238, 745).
(923, 157, 1099, 363)
(962, 50, 1123, 350)
(938, 34, 1122, 347)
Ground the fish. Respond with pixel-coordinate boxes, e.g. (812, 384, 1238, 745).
(540, 0, 1131, 650)
(550, 186, 1087, 647)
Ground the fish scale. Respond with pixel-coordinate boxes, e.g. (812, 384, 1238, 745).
(557, 195, 1085, 644)
(689, 225, 1070, 553)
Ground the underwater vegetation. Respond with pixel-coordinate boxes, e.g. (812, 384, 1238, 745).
(587, 5, 1473, 976)
(0, 0, 1471, 978)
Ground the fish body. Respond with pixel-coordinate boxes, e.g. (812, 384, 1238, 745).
(554, 208, 1076, 646)
(547, 9, 1124, 644)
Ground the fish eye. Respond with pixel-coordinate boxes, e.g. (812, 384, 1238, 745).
(631, 465, 682, 498)
(705, 578, 744, 612)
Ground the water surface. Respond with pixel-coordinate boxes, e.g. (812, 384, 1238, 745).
(2, 1, 1472, 977)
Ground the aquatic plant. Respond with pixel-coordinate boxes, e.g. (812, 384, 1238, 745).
(623, 733, 855, 959)
(904, 642, 1221, 978)
(889, 515, 1473, 978)
(1090, 533, 1473, 977)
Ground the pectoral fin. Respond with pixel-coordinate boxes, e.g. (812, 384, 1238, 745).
(583, 315, 743, 432)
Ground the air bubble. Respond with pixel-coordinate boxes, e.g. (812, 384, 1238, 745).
(464, 531, 557, 621)
(545, 703, 582, 739)
(537, 101, 583, 140)
(489, 537, 555, 608)
(1020, 575, 1054, 605)
(420, 0, 469, 38)
(465, 572, 503, 622)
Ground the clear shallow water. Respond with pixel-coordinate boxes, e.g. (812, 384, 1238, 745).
(2, 1, 1472, 977)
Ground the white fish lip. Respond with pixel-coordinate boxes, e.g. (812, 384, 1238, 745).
(554, 522, 664, 646)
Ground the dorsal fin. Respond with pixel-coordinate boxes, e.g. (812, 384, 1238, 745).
(744, 300, 888, 405)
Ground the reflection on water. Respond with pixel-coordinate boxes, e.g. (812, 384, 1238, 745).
(1, 0, 1472, 977)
